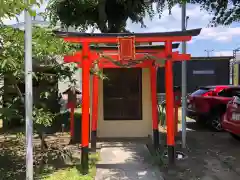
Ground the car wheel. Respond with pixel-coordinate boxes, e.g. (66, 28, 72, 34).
(230, 133, 240, 141)
(210, 114, 223, 132)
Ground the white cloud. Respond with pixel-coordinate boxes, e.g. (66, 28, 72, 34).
(127, 4, 240, 44)
(3, 1, 240, 44)
(127, 4, 212, 32)
(198, 27, 240, 42)
(213, 51, 233, 56)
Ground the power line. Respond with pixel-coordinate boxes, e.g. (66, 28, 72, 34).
(204, 49, 214, 57)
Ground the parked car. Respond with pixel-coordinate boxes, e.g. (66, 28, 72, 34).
(222, 96, 240, 140)
(187, 85, 240, 131)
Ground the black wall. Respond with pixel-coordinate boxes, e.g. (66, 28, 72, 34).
(157, 59, 230, 93)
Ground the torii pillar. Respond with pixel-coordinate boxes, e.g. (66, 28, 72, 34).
(81, 42, 91, 174)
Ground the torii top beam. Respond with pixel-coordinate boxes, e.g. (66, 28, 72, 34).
(54, 28, 201, 43)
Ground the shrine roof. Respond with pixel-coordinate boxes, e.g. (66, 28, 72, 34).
(54, 28, 201, 38)
(87, 44, 179, 50)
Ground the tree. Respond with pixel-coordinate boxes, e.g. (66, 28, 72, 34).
(190, 0, 240, 26)
(46, 0, 240, 33)
(46, 0, 156, 33)
(0, 0, 42, 22)
(0, 25, 79, 148)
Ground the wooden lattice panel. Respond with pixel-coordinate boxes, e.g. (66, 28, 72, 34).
(118, 36, 136, 61)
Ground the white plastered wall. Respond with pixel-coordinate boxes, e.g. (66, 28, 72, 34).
(89, 68, 153, 138)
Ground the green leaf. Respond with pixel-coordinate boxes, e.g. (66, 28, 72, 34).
(28, 9, 37, 17)
(1, 59, 7, 69)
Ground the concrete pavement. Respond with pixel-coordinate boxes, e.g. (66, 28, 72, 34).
(95, 141, 164, 180)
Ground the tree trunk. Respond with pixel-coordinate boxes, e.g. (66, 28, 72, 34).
(38, 131, 48, 151)
(98, 0, 108, 33)
(13, 80, 49, 150)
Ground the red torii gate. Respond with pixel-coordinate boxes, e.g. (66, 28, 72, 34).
(65, 43, 181, 144)
(55, 28, 201, 173)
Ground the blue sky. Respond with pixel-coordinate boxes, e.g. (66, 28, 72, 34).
(3, 2, 240, 57)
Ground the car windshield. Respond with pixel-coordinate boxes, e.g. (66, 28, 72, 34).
(218, 88, 240, 98)
(191, 88, 211, 96)
(232, 89, 240, 97)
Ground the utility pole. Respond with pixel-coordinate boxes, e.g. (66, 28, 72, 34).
(204, 49, 214, 57)
(233, 48, 240, 85)
(181, 2, 187, 149)
(25, 2, 33, 180)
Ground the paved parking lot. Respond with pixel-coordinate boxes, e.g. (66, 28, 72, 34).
(161, 121, 240, 180)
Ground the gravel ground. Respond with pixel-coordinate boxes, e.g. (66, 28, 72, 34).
(159, 121, 240, 180)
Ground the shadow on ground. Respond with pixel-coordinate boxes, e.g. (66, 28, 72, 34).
(96, 138, 160, 180)
(0, 111, 84, 180)
(158, 120, 240, 180)
(0, 137, 76, 179)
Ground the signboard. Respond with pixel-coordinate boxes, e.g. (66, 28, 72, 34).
(193, 70, 215, 75)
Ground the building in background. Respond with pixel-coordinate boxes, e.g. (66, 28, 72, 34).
(157, 56, 233, 94)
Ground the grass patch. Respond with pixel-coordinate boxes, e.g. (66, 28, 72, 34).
(42, 153, 99, 180)
(146, 141, 167, 168)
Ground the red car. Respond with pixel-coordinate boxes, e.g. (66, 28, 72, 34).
(222, 96, 240, 140)
(187, 85, 240, 131)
